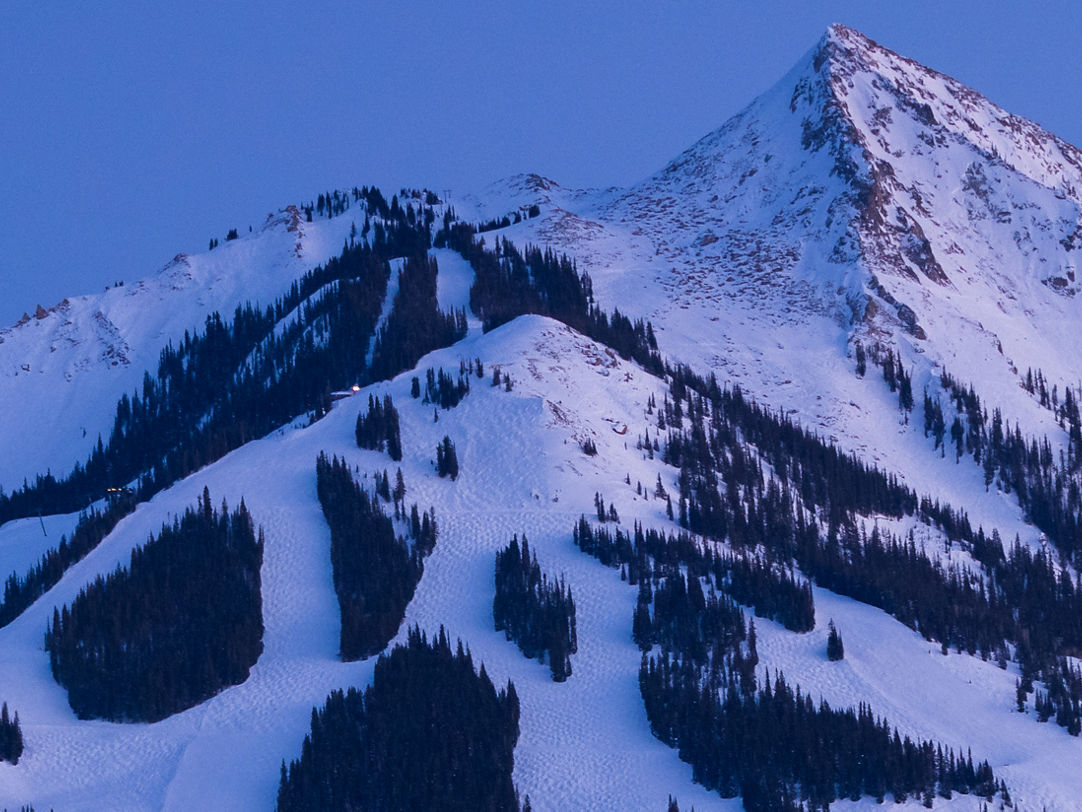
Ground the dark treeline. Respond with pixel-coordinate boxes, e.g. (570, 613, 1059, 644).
(641, 651, 1002, 811)
(868, 342, 1082, 567)
(283, 189, 431, 317)
(660, 362, 1082, 733)
(369, 253, 468, 381)
(573, 513, 1004, 809)
(0, 495, 134, 628)
(862, 346, 1082, 729)
(1, 188, 648, 633)
(436, 224, 662, 374)
(493, 536, 577, 682)
(0, 194, 426, 523)
(865, 343, 914, 417)
(45, 489, 263, 722)
(355, 394, 402, 461)
(420, 363, 475, 409)
(277, 626, 523, 812)
(474, 202, 539, 234)
(1021, 365, 1082, 441)
(658, 373, 919, 532)
(0, 703, 23, 765)
(925, 361, 1082, 564)
(574, 519, 814, 634)
(316, 453, 436, 661)
(715, 551, 815, 634)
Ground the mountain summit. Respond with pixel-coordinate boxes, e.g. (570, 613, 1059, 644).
(573, 22, 1082, 472)
(614, 20, 1082, 305)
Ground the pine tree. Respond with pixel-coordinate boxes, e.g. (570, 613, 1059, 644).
(316, 454, 434, 660)
(494, 536, 577, 682)
(436, 436, 459, 480)
(827, 620, 845, 661)
(0, 702, 23, 764)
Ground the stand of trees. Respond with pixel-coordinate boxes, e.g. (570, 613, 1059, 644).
(422, 365, 472, 409)
(0, 186, 451, 528)
(45, 488, 263, 722)
(277, 626, 523, 811)
(493, 536, 577, 681)
(0, 703, 23, 764)
(574, 519, 814, 634)
(657, 361, 1082, 733)
(368, 253, 468, 381)
(0, 495, 134, 628)
(2, 188, 658, 639)
(316, 453, 435, 661)
(935, 363, 1082, 561)
(436, 436, 459, 480)
(355, 394, 402, 460)
(869, 345, 1082, 571)
(0, 201, 414, 524)
(574, 511, 1004, 808)
(641, 650, 1001, 811)
(0, 188, 468, 632)
(827, 620, 845, 661)
(436, 224, 662, 374)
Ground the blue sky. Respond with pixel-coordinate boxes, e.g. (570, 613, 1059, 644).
(3, 1, 1081, 325)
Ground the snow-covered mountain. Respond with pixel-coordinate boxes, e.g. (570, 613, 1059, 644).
(491, 21, 1082, 535)
(0, 206, 355, 492)
(2, 23, 1082, 810)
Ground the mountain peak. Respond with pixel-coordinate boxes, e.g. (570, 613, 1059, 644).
(823, 21, 868, 46)
(811, 24, 1082, 194)
(611, 20, 1082, 368)
(815, 23, 887, 71)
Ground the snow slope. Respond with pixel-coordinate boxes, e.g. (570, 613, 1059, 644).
(0, 312, 1070, 809)
(0, 316, 724, 810)
(477, 25, 1082, 528)
(0, 205, 359, 492)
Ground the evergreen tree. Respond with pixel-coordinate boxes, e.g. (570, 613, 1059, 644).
(422, 366, 471, 409)
(827, 620, 845, 661)
(0, 703, 23, 764)
(355, 394, 403, 461)
(0, 187, 437, 534)
(436, 436, 459, 480)
(574, 504, 1005, 808)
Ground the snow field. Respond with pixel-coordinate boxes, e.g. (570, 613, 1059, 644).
(0, 315, 722, 810)
(0, 310, 1078, 808)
